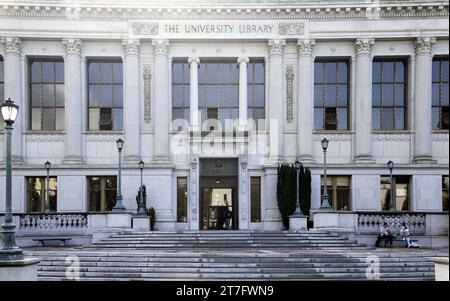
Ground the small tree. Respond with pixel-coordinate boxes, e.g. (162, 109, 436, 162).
(277, 164, 296, 230)
(300, 165, 312, 216)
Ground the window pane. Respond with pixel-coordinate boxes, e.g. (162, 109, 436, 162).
(395, 108, 404, 130)
(314, 63, 323, 82)
(101, 85, 112, 107)
(100, 63, 111, 83)
(89, 85, 100, 107)
(31, 62, 41, 82)
(443, 83, 449, 106)
(337, 84, 347, 106)
(254, 63, 264, 83)
(442, 60, 449, 81)
(31, 108, 42, 130)
(325, 85, 336, 107)
(199, 85, 205, 107)
(42, 62, 54, 83)
(172, 63, 183, 84)
(230, 85, 238, 107)
(55, 62, 64, 83)
(88, 63, 99, 83)
(99, 108, 112, 130)
(372, 62, 381, 82)
(31, 84, 41, 106)
(383, 62, 394, 82)
(395, 84, 404, 106)
(55, 84, 64, 107)
(314, 108, 323, 129)
(325, 63, 337, 83)
(42, 84, 54, 107)
(55, 108, 65, 130)
(314, 85, 323, 106)
(113, 63, 123, 84)
(207, 86, 218, 107)
(198, 64, 205, 83)
(218, 64, 229, 84)
(395, 62, 404, 82)
(442, 106, 449, 129)
(251, 177, 261, 222)
(172, 85, 183, 107)
(113, 85, 123, 107)
(432, 107, 440, 129)
(432, 61, 440, 82)
(42, 108, 55, 130)
(443, 176, 449, 211)
(337, 62, 347, 83)
(325, 107, 337, 130)
(219, 85, 228, 105)
(372, 108, 380, 129)
(112, 108, 123, 130)
(89, 108, 100, 130)
(231, 64, 239, 84)
(372, 84, 381, 106)
(382, 108, 394, 129)
(254, 85, 265, 107)
(206, 63, 218, 83)
(177, 177, 188, 223)
(337, 108, 348, 130)
(383, 84, 394, 106)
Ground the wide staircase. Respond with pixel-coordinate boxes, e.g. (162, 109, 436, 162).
(90, 230, 368, 250)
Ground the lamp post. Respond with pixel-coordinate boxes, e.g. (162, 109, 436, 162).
(137, 160, 146, 215)
(293, 160, 303, 216)
(112, 138, 126, 212)
(387, 160, 394, 211)
(0, 98, 24, 261)
(44, 161, 51, 213)
(320, 137, 332, 210)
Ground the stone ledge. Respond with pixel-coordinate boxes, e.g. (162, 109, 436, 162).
(0, 257, 41, 267)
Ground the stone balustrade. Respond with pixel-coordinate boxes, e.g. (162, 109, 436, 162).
(18, 213, 88, 230)
(357, 212, 427, 234)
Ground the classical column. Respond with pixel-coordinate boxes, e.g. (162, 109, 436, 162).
(354, 38, 375, 163)
(413, 37, 436, 163)
(297, 39, 315, 162)
(268, 39, 286, 162)
(152, 40, 170, 161)
(62, 38, 83, 164)
(237, 56, 249, 129)
(188, 56, 200, 130)
(122, 39, 141, 162)
(0, 37, 23, 163)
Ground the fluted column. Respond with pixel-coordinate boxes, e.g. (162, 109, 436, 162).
(268, 39, 286, 162)
(237, 56, 249, 129)
(122, 39, 141, 162)
(152, 40, 170, 161)
(188, 56, 200, 130)
(0, 37, 23, 162)
(354, 38, 375, 163)
(62, 38, 83, 164)
(413, 37, 436, 163)
(297, 39, 315, 162)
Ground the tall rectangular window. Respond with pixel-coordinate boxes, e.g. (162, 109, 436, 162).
(432, 57, 449, 130)
(177, 177, 188, 223)
(247, 60, 265, 130)
(27, 177, 57, 212)
(314, 60, 349, 130)
(443, 176, 449, 212)
(0, 57, 4, 130)
(199, 61, 239, 131)
(372, 59, 407, 130)
(88, 60, 123, 130)
(250, 177, 261, 222)
(29, 58, 65, 130)
(380, 175, 410, 211)
(87, 176, 117, 212)
(320, 176, 351, 210)
(172, 60, 190, 125)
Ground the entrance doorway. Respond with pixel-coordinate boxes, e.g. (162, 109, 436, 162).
(199, 159, 238, 230)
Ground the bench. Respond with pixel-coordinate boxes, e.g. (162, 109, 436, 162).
(377, 236, 418, 248)
(32, 237, 72, 247)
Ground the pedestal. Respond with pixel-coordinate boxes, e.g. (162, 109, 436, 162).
(132, 216, 150, 231)
(106, 213, 132, 228)
(289, 215, 308, 231)
(432, 257, 449, 281)
(0, 257, 41, 281)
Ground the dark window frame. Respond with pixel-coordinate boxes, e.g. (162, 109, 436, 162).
(380, 175, 411, 211)
(432, 56, 449, 130)
(443, 175, 449, 212)
(172, 59, 190, 130)
(250, 176, 262, 222)
(87, 176, 117, 212)
(0, 56, 4, 130)
(247, 59, 265, 130)
(26, 176, 58, 213)
(176, 177, 188, 223)
(320, 175, 351, 211)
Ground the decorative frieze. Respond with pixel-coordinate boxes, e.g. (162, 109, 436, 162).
(354, 38, 375, 55)
(62, 38, 81, 55)
(432, 133, 450, 141)
(132, 22, 159, 35)
(143, 64, 152, 122)
(0, 37, 22, 54)
(313, 133, 352, 142)
(414, 37, 436, 54)
(279, 22, 304, 35)
(285, 65, 294, 123)
(25, 133, 65, 142)
(296, 39, 315, 56)
(268, 39, 286, 56)
(372, 133, 411, 141)
(152, 39, 169, 55)
(85, 133, 122, 142)
(122, 39, 140, 56)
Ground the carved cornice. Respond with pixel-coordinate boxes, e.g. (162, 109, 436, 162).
(152, 39, 169, 55)
(297, 39, 315, 56)
(122, 39, 140, 56)
(62, 38, 81, 55)
(268, 39, 286, 56)
(143, 64, 152, 122)
(0, 37, 22, 55)
(354, 38, 375, 55)
(237, 57, 249, 64)
(415, 37, 436, 54)
(285, 65, 294, 123)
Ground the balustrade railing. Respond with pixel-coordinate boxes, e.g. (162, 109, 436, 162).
(357, 212, 426, 234)
(18, 213, 88, 230)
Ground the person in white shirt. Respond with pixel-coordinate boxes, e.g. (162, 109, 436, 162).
(400, 222, 411, 248)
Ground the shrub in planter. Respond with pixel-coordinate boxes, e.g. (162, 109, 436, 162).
(277, 164, 296, 230)
(147, 207, 156, 231)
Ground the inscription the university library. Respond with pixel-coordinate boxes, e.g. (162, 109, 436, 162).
(164, 24, 274, 34)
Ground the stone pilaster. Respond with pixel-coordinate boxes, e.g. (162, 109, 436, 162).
(297, 39, 315, 162)
(354, 38, 375, 163)
(122, 39, 141, 162)
(152, 39, 170, 161)
(188, 56, 200, 130)
(268, 39, 286, 162)
(413, 37, 436, 163)
(237, 56, 249, 129)
(0, 37, 23, 163)
(62, 38, 83, 164)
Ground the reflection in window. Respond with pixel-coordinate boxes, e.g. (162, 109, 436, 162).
(177, 177, 188, 223)
(87, 176, 117, 212)
(29, 59, 65, 130)
(250, 177, 261, 222)
(372, 59, 407, 130)
(314, 60, 349, 130)
(198, 61, 239, 131)
(380, 175, 410, 211)
(27, 177, 57, 212)
(432, 57, 449, 130)
(0, 57, 4, 130)
(88, 60, 123, 130)
(443, 176, 449, 211)
(172, 60, 190, 126)
(320, 176, 351, 210)
(247, 60, 265, 130)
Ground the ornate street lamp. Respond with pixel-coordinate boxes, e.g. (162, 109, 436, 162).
(387, 160, 394, 211)
(0, 98, 24, 261)
(137, 160, 146, 215)
(112, 138, 126, 212)
(44, 161, 51, 213)
(320, 137, 332, 210)
(292, 160, 303, 216)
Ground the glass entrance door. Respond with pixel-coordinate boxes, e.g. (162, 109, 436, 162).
(201, 187, 234, 230)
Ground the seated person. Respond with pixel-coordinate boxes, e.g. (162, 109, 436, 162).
(375, 222, 394, 247)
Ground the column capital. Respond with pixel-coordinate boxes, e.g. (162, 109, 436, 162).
(152, 39, 169, 55)
(0, 37, 22, 55)
(237, 56, 249, 64)
(188, 56, 200, 64)
(122, 39, 140, 56)
(62, 38, 81, 55)
(296, 39, 316, 56)
(415, 37, 436, 55)
(268, 39, 286, 56)
(354, 38, 375, 55)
